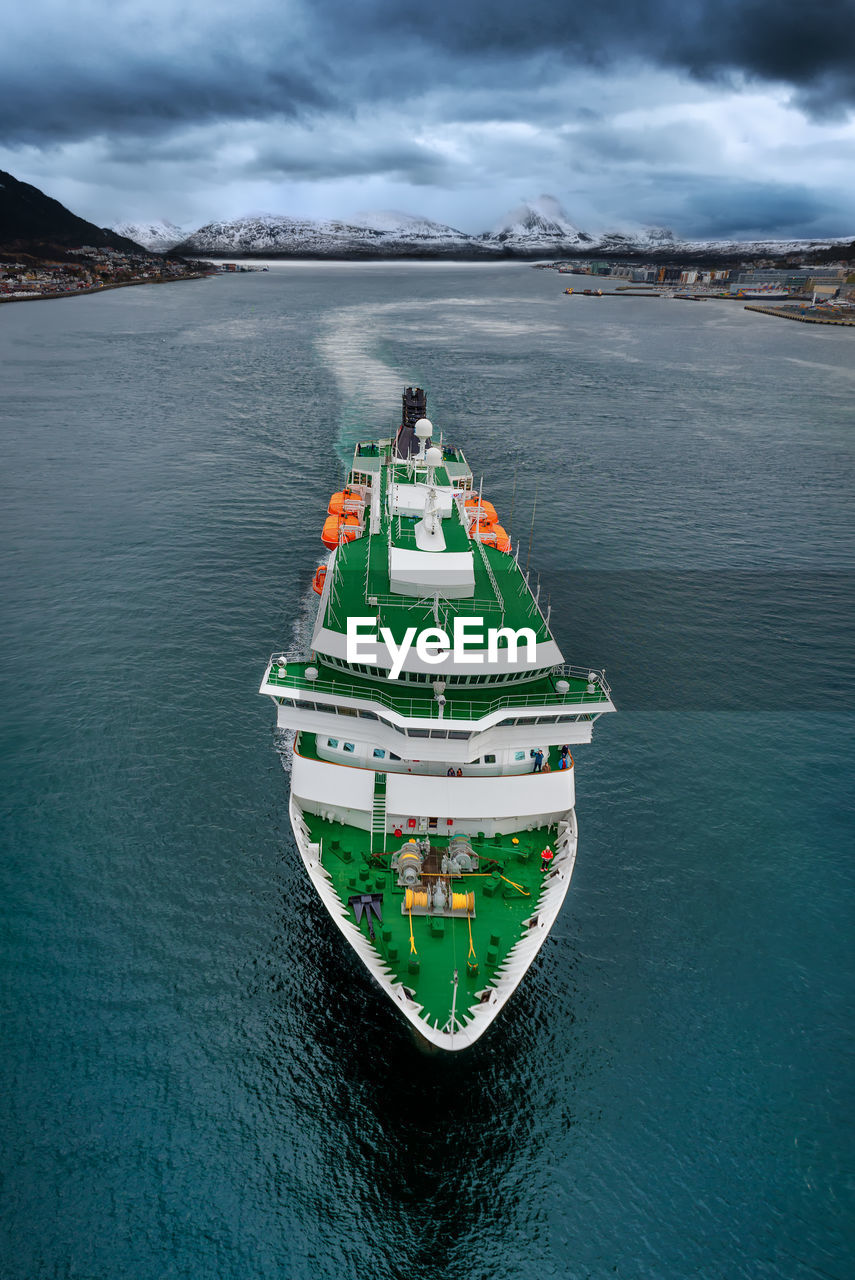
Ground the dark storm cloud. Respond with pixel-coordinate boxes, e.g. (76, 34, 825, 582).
(337, 0, 855, 116)
(1, 0, 852, 149)
(0, 52, 333, 143)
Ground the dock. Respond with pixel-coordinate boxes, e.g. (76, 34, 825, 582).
(744, 304, 855, 326)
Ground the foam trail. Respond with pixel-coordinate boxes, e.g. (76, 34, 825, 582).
(316, 305, 409, 464)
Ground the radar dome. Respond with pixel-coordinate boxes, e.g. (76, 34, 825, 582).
(425, 446, 442, 467)
(414, 418, 433, 439)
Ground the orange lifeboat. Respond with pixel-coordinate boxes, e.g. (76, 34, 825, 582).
(321, 513, 360, 550)
(477, 524, 512, 554)
(464, 496, 497, 522)
(312, 565, 327, 595)
(328, 488, 363, 516)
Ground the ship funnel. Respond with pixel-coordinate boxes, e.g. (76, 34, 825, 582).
(394, 386, 428, 458)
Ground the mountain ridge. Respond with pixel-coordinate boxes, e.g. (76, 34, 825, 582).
(161, 198, 852, 261)
(1, 170, 849, 263)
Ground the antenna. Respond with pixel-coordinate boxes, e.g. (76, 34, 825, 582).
(525, 478, 540, 574)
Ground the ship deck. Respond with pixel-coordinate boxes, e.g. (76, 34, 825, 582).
(301, 807, 563, 1031)
(324, 454, 553, 645)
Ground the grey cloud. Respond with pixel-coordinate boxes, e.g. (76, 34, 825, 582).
(336, 0, 855, 115)
(678, 179, 838, 238)
(617, 173, 840, 238)
(1, 0, 852, 151)
(249, 139, 457, 185)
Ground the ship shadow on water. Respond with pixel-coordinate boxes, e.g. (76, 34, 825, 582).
(247, 826, 595, 1280)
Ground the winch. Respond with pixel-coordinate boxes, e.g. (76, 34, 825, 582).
(391, 840, 428, 887)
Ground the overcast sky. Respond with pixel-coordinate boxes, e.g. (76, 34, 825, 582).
(1, 0, 853, 237)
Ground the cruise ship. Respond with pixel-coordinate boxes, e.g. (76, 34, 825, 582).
(260, 388, 615, 1049)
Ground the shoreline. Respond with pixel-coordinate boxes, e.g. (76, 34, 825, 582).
(0, 271, 213, 305)
(743, 303, 855, 326)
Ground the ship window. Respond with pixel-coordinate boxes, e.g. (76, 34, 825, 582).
(429, 730, 447, 739)
(339, 706, 358, 716)
(360, 711, 378, 720)
(373, 748, 386, 759)
(343, 742, 355, 753)
(390, 752, 401, 760)
(408, 729, 429, 738)
(484, 754, 496, 763)
(498, 718, 515, 727)
(326, 738, 339, 748)
(536, 715, 559, 724)
(514, 751, 527, 761)
(447, 731, 470, 740)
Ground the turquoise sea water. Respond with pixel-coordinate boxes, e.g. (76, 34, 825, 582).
(1, 264, 853, 1279)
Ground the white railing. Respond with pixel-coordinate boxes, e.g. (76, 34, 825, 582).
(265, 658, 612, 721)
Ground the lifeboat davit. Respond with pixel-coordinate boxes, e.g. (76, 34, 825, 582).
(464, 497, 497, 522)
(476, 524, 512, 554)
(312, 565, 327, 595)
(321, 513, 360, 550)
(328, 488, 363, 516)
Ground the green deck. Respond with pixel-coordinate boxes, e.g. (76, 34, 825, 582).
(320, 441, 554, 647)
(392, 510, 472, 553)
(302, 801, 561, 1030)
(326, 534, 552, 643)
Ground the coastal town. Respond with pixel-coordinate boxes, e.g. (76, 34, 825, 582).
(537, 256, 855, 324)
(0, 245, 213, 302)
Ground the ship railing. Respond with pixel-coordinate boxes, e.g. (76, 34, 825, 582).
(552, 663, 612, 700)
(360, 591, 506, 617)
(265, 660, 611, 721)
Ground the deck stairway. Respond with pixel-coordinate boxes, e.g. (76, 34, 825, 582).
(370, 772, 387, 854)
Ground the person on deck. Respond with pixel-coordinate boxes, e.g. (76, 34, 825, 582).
(532, 749, 544, 773)
(540, 846, 554, 871)
(447, 767, 455, 777)
(456, 768, 463, 777)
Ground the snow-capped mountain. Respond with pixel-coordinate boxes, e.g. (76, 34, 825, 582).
(117, 195, 850, 261)
(351, 210, 473, 243)
(174, 211, 486, 257)
(484, 196, 593, 250)
(111, 219, 186, 252)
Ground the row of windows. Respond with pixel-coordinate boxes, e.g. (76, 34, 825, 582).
(497, 714, 586, 726)
(323, 654, 548, 688)
(324, 740, 530, 766)
(326, 738, 402, 760)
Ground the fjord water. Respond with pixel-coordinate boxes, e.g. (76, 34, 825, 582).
(2, 264, 853, 1280)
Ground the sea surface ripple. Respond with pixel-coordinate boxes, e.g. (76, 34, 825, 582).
(1, 263, 853, 1280)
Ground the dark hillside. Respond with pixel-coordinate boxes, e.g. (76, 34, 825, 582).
(0, 170, 147, 257)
